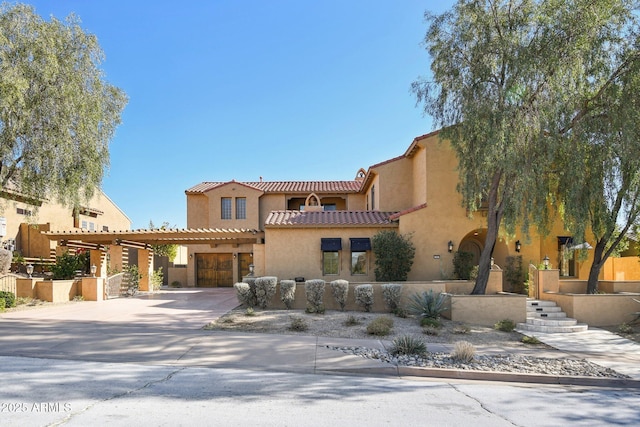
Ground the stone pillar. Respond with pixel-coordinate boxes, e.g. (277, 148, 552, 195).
(108, 245, 124, 274)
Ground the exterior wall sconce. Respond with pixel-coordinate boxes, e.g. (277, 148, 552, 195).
(543, 255, 550, 269)
(491, 257, 494, 267)
(448, 241, 454, 253)
(91, 264, 97, 277)
(233, 253, 237, 259)
(515, 240, 521, 252)
(248, 264, 255, 277)
(26, 263, 34, 278)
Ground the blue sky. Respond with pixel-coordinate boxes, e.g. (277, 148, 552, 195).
(25, 1, 453, 229)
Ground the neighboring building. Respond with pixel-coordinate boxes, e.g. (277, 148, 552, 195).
(184, 130, 600, 287)
(0, 187, 131, 261)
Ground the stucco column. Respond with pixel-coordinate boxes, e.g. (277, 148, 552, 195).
(137, 248, 153, 292)
(108, 245, 124, 274)
(539, 269, 560, 297)
(89, 249, 106, 278)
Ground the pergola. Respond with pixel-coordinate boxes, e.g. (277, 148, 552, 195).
(43, 228, 264, 290)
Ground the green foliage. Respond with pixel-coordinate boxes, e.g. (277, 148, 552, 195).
(73, 295, 84, 302)
(329, 279, 349, 311)
(521, 335, 541, 345)
(389, 335, 427, 356)
(280, 280, 296, 309)
(420, 317, 442, 328)
(452, 324, 470, 334)
(0, 290, 15, 308)
(149, 221, 178, 262)
(288, 316, 308, 332)
(412, 0, 640, 295)
(354, 284, 374, 312)
(366, 316, 394, 336)
(123, 264, 142, 293)
(244, 307, 255, 316)
(451, 341, 476, 363)
(371, 230, 415, 281)
(504, 256, 526, 293)
(452, 251, 474, 280)
(381, 283, 403, 313)
(51, 251, 88, 280)
(0, 298, 5, 311)
(406, 290, 449, 319)
(241, 277, 258, 308)
(304, 279, 325, 313)
(494, 319, 516, 332)
(234, 282, 255, 308)
(150, 268, 163, 291)
(344, 315, 361, 327)
(255, 276, 278, 309)
(170, 281, 181, 288)
(0, 4, 127, 208)
(618, 323, 634, 334)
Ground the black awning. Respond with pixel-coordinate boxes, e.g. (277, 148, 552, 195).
(350, 237, 371, 251)
(321, 238, 342, 251)
(558, 236, 573, 245)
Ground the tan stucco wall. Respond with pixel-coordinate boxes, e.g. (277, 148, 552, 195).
(203, 183, 262, 230)
(263, 226, 396, 282)
(603, 257, 640, 281)
(186, 194, 210, 228)
(411, 143, 428, 207)
(186, 241, 258, 286)
(543, 292, 640, 326)
(371, 158, 413, 212)
(441, 294, 527, 326)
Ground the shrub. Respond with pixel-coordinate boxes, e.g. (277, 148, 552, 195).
(330, 279, 349, 311)
(452, 324, 470, 334)
(494, 319, 516, 332)
(245, 307, 255, 316)
(234, 282, 255, 308)
(422, 326, 439, 336)
(366, 316, 394, 336)
(289, 316, 308, 332)
(280, 280, 296, 309)
(344, 315, 361, 326)
(51, 251, 88, 279)
(505, 255, 526, 293)
(170, 281, 182, 288)
(0, 298, 5, 312)
(521, 335, 541, 344)
(354, 284, 374, 312)
(452, 251, 474, 280)
(255, 276, 278, 309)
(451, 341, 476, 363)
(242, 277, 258, 307)
(0, 291, 16, 308)
(123, 264, 142, 293)
(305, 279, 326, 313)
(406, 290, 449, 319)
(381, 283, 403, 313)
(618, 323, 634, 334)
(389, 335, 427, 356)
(73, 295, 84, 301)
(420, 317, 442, 328)
(150, 267, 163, 291)
(371, 230, 416, 281)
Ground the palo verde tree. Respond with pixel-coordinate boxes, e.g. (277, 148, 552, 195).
(0, 4, 127, 209)
(412, 0, 637, 294)
(149, 221, 178, 262)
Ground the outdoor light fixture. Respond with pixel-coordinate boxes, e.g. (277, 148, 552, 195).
(491, 257, 494, 267)
(91, 264, 97, 277)
(448, 241, 454, 253)
(515, 240, 521, 252)
(543, 255, 550, 269)
(248, 264, 255, 277)
(26, 263, 34, 278)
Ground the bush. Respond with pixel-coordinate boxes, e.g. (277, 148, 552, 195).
(51, 251, 88, 279)
(344, 315, 361, 326)
(305, 279, 326, 313)
(452, 324, 470, 334)
(618, 323, 634, 334)
(255, 276, 278, 309)
(494, 319, 516, 332)
(354, 284, 374, 312)
(521, 335, 541, 344)
(150, 267, 163, 291)
(422, 326, 439, 336)
(245, 307, 255, 316)
(451, 341, 476, 363)
(170, 281, 182, 288)
(452, 251, 474, 280)
(505, 255, 526, 293)
(123, 264, 142, 293)
(406, 290, 449, 319)
(234, 282, 255, 308)
(242, 277, 258, 307)
(420, 317, 442, 328)
(280, 280, 296, 309)
(330, 279, 349, 311)
(389, 335, 427, 356)
(0, 291, 16, 308)
(371, 230, 416, 281)
(381, 283, 403, 313)
(288, 316, 309, 332)
(0, 298, 5, 312)
(366, 316, 394, 336)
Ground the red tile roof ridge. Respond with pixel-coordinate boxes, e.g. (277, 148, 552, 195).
(389, 203, 428, 220)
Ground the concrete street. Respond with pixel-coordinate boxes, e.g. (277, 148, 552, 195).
(1, 288, 639, 426)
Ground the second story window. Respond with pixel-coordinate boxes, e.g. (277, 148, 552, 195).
(221, 197, 232, 219)
(236, 197, 246, 219)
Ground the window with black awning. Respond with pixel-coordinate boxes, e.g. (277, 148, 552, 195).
(321, 238, 342, 251)
(350, 238, 371, 251)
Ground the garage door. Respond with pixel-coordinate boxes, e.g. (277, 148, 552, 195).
(196, 253, 233, 287)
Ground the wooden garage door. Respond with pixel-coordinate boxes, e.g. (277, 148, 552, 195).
(196, 253, 233, 287)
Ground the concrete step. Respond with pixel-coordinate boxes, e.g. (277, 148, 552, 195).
(527, 305, 563, 313)
(526, 299, 558, 307)
(517, 323, 589, 333)
(526, 317, 579, 327)
(527, 311, 568, 319)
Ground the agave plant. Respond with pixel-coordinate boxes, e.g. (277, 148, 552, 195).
(406, 290, 449, 319)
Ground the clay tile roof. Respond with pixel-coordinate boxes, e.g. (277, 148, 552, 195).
(186, 180, 362, 194)
(265, 210, 398, 227)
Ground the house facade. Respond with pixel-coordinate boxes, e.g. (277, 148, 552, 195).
(184, 131, 593, 288)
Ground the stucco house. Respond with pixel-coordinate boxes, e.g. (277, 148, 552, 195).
(185, 130, 601, 288)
